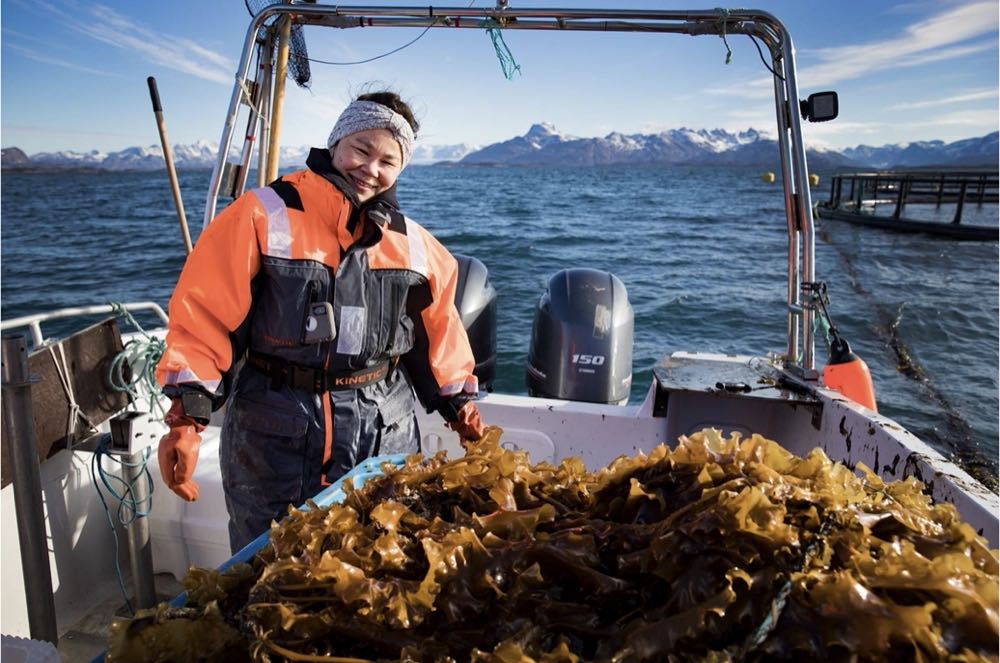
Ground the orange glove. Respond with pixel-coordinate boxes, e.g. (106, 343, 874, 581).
(157, 398, 205, 502)
(447, 401, 485, 441)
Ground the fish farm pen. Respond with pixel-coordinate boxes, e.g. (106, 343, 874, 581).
(816, 169, 999, 240)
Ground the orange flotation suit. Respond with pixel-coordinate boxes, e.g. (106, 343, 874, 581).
(156, 148, 477, 550)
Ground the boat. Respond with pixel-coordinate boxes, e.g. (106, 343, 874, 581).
(1, 4, 996, 662)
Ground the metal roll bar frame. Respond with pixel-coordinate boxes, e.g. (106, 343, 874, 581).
(204, 3, 818, 372)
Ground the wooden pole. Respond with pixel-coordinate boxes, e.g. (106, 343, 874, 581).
(257, 29, 276, 188)
(147, 77, 193, 254)
(266, 17, 291, 184)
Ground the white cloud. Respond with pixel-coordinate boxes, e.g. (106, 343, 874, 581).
(921, 107, 1000, 127)
(4, 42, 124, 77)
(48, 2, 236, 84)
(701, 80, 772, 99)
(891, 88, 999, 110)
(795, 2, 998, 87)
(713, 2, 998, 98)
(802, 120, 892, 142)
(2, 123, 137, 140)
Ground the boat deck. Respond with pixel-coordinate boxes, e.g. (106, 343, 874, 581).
(55, 574, 183, 663)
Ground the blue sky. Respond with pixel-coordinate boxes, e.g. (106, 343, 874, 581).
(2, 0, 997, 154)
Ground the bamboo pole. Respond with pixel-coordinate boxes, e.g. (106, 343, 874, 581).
(266, 17, 291, 184)
(146, 77, 193, 254)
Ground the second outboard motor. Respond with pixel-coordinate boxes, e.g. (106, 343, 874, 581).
(527, 268, 633, 404)
(453, 254, 497, 391)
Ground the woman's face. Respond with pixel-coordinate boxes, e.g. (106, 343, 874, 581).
(332, 128, 404, 203)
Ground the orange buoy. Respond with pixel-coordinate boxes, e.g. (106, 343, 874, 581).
(823, 335, 877, 411)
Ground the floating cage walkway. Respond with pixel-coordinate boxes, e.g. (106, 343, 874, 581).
(816, 169, 999, 241)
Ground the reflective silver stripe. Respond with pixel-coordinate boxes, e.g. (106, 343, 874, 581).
(404, 216, 428, 277)
(439, 375, 479, 397)
(163, 368, 221, 392)
(337, 305, 365, 356)
(251, 187, 293, 259)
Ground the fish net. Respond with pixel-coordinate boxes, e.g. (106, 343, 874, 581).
(107, 427, 999, 662)
(245, 0, 311, 88)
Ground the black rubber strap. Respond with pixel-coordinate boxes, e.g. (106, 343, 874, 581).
(179, 390, 212, 424)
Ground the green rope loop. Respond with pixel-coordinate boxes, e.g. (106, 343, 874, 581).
(482, 18, 521, 80)
(804, 284, 835, 347)
(715, 7, 733, 64)
(812, 302, 833, 346)
(107, 302, 167, 418)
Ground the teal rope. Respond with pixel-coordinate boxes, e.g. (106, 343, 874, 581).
(805, 285, 835, 347)
(812, 301, 833, 346)
(96, 303, 162, 615)
(97, 444, 155, 525)
(107, 302, 167, 418)
(90, 437, 154, 616)
(482, 18, 521, 79)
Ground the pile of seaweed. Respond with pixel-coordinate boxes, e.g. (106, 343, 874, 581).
(108, 428, 999, 662)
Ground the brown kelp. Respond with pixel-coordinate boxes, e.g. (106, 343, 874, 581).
(107, 427, 999, 662)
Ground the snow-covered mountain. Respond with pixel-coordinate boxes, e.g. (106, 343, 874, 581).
(9, 140, 477, 171)
(841, 132, 999, 169)
(20, 141, 295, 171)
(457, 125, 994, 169)
(2, 129, 996, 171)
(458, 124, 850, 167)
(410, 142, 479, 165)
(30, 148, 108, 167)
(461, 123, 576, 165)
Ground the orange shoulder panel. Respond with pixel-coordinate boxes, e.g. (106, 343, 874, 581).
(375, 218, 478, 397)
(156, 193, 265, 390)
(279, 170, 351, 266)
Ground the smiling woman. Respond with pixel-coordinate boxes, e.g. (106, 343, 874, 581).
(327, 92, 420, 202)
(333, 129, 404, 201)
(155, 87, 486, 553)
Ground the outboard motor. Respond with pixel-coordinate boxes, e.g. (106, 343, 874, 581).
(527, 268, 633, 404)
(453, 254, 497, 391)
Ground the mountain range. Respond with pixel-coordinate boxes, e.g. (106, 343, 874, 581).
(2, 125, 997, 172)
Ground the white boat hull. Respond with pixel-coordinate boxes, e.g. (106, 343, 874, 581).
(3, 348, 995, 641)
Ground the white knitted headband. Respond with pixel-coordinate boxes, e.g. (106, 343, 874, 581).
(326, 100, 415, 167)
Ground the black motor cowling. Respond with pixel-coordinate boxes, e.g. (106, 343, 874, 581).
(453, 254, 497, 391)
(526, 268, 633, 404)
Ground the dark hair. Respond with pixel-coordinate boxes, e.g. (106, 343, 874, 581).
(357, 91, 420, 136)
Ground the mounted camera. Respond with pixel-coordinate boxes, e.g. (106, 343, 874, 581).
(800, 91, 838, 122)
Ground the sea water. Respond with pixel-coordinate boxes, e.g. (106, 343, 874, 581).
(1, 166, 997, 481)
